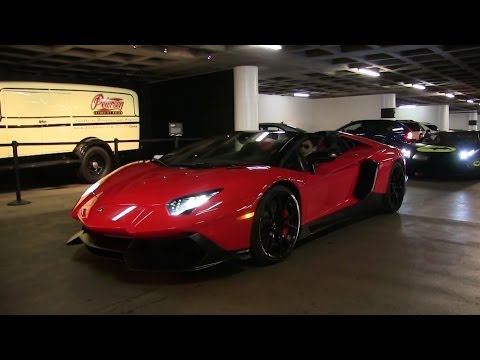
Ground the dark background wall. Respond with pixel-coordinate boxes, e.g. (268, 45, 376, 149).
(149, 70, 234, 138)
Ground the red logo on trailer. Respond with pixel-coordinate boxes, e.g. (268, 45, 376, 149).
(91, 94, 124, 115)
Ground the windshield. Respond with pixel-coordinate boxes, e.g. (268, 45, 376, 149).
(399, 121, 422, 131)
(259, 123, 307, 133)
(423, 132, 480, 147)
(425, 124, 438, 131)
(158, 131, 296, 168)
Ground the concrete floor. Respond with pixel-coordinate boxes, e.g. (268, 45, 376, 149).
(1, 177, 480, 314)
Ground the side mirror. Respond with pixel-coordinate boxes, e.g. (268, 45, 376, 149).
(307, 151, 337, 164)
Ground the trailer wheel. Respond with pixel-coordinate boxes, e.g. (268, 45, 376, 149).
(78, 146, 112, 183)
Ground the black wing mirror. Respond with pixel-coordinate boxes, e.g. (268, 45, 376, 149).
(307, 151, 337, 163)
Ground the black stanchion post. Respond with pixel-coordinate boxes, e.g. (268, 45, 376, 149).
(114, 138, 120, 168)
(8, 141, 31, 206)
(173, 136, 179, 150)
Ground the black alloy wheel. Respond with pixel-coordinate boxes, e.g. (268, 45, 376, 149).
(250, 185, 301, 265)
(382, 162, 406, 213)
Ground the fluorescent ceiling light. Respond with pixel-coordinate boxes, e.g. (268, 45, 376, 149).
(294, 92, 310, 97)
(445, 93, 455, 98)
(358, 68, 380, 77)
(399, 105, 417, 108)
(467, 99, 474, 103)
(412, 84, 426, 90)
(251, 45, 282, 50)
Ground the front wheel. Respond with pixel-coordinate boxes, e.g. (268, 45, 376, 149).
(78, 146, 112, 184)
(381, 161, 406, 213)
(250, 185, 301, 266)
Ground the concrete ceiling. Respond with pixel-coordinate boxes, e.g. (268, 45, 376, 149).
(1, 44, 480, 112)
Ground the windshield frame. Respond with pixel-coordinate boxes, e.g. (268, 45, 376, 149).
(157, 131, 300, 168)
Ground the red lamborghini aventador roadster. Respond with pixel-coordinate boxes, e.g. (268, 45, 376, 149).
(67, 130, 407, 271)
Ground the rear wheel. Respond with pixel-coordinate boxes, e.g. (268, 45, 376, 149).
(78, 146, 112, 184)
(250, 185, 301, 266)
(382, 162, 406, 213)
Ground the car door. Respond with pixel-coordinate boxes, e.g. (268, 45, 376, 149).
(292, 134, 361, 223)
(314, 135, 361, 215)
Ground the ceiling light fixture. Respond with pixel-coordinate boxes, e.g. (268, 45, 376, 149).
(207, 55, 212, 60)
(467, 99, 474, 103)
(163, 47, 168, 53)
(293, 92, 310, 97)
(358, 68, 380, 77)
(412, 84, 426, 90)
(251, 45, 282, 50)
(445, 93, 455, 98)
(399, 105, 417, 108)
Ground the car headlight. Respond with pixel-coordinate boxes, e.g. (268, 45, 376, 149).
(401, 148, 412, 159)
(166, 189, 222, 216)
(459, 149, 475, 160)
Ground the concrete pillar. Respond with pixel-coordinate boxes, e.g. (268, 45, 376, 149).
(468, 111, 478, 131)
(438, 105, 449, 131)
(234, 66, 259, 131)
(381, 94, 396, 118)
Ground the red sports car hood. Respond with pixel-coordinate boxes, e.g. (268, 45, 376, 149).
(93, 162, 275, 206)
(72, 162, 287, 238)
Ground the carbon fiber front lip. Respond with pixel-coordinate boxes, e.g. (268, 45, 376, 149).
(67, 230, 237, 271)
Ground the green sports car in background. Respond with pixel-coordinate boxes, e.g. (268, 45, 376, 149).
(402, 131, 480, 177)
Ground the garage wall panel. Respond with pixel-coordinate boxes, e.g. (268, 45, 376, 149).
(396, 105, 449, 131)
(259, 94, 313, 130)
(312, 94, 384, 130)
(259, 93, 386, 131)
(449, 112, 470, 130)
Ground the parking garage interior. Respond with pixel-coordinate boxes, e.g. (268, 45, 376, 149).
(1, 45, 480, 315)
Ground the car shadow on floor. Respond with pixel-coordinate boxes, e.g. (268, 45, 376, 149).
(68, 211, 404, 285)
(294, 211, 387, 249)
(71, 246, 247, 285)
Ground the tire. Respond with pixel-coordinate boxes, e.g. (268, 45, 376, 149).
(381, 161, 406, 213)
(78, 146, 112, 184)
(250, 185, 301, 266)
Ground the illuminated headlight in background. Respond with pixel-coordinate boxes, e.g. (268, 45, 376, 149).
(459, 150, 475, 160)
(401, 148, 412, 159)
(167, 190, 222, 216)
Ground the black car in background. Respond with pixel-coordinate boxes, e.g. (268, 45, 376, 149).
(404, 131, 480, 177)
(419, 122, 439, 132)
(337, 119, 423, 148)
